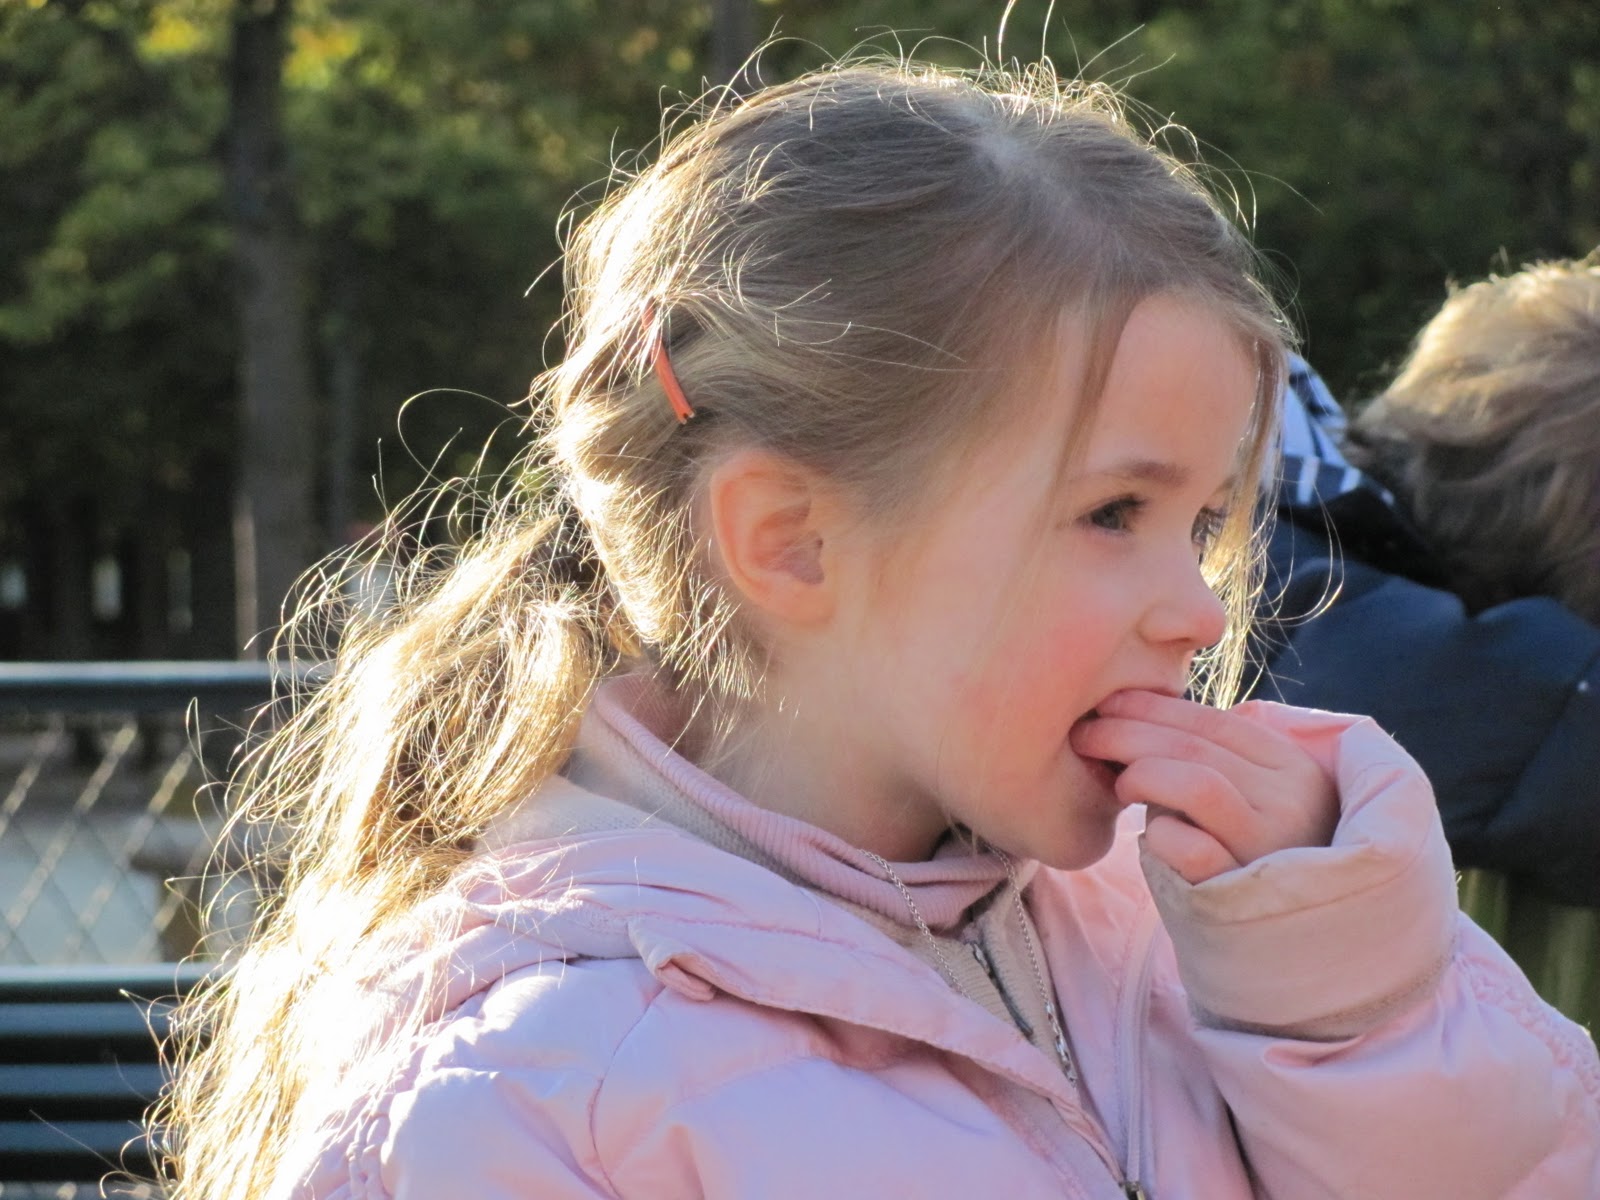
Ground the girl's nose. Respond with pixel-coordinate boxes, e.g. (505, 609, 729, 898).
(1140, 558, 1228, 654)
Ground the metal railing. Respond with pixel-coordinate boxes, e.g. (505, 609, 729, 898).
(0, 663, 287, 967)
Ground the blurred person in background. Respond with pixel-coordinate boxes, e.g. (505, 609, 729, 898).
(1257, 257, 1600, 1023)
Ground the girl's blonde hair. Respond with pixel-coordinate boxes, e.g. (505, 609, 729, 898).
(162, 58, 1287, 1199)
(1350, 255, 1600, 620)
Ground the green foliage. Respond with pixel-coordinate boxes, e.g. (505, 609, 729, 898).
(0, 0, 232, 521)
(278, 0, 711, 494)
(0, 0, 710, 537)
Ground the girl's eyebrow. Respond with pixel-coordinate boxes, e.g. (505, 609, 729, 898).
(1083, 458, 1190, 487)
(1076, 458, 1241, 497)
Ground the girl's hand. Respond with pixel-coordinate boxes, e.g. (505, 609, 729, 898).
(1070, 690, 1340, 884)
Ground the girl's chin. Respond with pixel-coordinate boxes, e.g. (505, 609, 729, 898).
(965, 768, 1125, 870)
(1032, 839, 1117, 873)
(1021, 815, 1122, 873)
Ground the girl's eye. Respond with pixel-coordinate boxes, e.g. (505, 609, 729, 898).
(1192, 507, 1228, 555)
(1086, 496, 1144, 533)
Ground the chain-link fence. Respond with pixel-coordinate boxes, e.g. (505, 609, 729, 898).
(0, 664, 288, 1197)
(0, 663, 285, 969)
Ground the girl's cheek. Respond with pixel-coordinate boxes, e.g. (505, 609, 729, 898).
(956, 667, 1025, 729)
(1045, 605, 1115, 659)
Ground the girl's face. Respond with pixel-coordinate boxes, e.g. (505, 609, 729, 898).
(824, 294, 1260, 868)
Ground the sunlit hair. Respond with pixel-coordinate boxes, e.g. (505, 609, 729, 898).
(1349, 255, 1600, 621)
(160, 56, 1288, 1199)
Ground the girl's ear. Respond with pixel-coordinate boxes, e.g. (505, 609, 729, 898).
(704, 448, 844, 627)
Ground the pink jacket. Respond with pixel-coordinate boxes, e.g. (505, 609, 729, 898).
(286, 703, 1600, 1199)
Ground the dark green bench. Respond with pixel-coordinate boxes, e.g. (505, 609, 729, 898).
(0, 962, 210, 1187)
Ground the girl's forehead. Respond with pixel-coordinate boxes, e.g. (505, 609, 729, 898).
(1003, 297, 1257, 437)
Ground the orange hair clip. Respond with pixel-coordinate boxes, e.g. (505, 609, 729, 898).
(645, 303, 696, 425)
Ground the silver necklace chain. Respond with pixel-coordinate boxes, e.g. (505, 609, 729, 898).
(861, 848, 1077, 1086)
(999, 850, 1078, 1086)
(861, 849, 959, 984)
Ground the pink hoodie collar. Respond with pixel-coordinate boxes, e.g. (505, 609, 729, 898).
(588, 675, 1013, 933)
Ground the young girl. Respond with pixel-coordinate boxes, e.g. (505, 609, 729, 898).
(166, 61, 1600, 1199)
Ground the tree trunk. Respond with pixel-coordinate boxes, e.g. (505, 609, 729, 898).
(324, 256, 364, 553)
(188, 454, 238, 660)
(711, 0, 756, 89)
(126, 500, 170, 659)
(224, 0, 316, 658)
(32, 499, 93, 660)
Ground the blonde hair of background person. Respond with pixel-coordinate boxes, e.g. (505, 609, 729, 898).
(1350, 254, 1600, 620)
(158, 56, 1600, 1200)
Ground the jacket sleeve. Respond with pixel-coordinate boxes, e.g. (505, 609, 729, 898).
(1143, 702, 1600, 1200)
(1255, 515, 1600, 907)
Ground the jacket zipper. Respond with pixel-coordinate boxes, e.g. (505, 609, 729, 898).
(1116, 906, 1162, 1200)
(964, 918, 1128, 1184)
(975, 907, 1158, 1197)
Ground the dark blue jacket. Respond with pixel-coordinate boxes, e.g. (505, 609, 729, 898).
(1253, 490, 1600, 907)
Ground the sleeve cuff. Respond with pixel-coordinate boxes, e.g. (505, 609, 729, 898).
(1142, 704, 1460, 1040)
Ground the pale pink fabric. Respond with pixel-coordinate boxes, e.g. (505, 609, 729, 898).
(279, 694, 1600, 1200)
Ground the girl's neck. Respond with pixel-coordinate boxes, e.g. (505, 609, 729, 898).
(676, 680, 947, 862)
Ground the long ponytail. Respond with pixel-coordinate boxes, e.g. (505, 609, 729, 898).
(161, 500, 613, 1200)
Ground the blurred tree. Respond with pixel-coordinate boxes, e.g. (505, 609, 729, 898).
(0, 0, 235, 658)
(226, 0, 316, 654)
(712, 0, 757, 86)
(0, 0, 708, 656)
